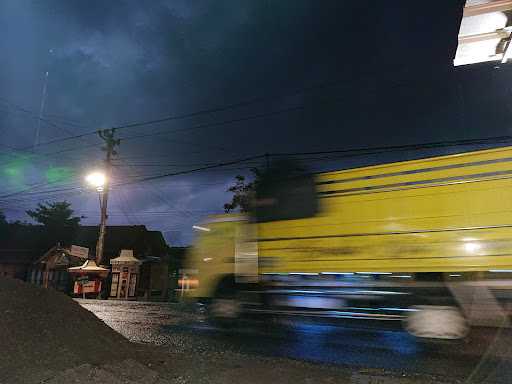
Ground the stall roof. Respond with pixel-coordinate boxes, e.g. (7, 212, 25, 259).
(110, 250, 142, 265)
(68, 259, 109, 276)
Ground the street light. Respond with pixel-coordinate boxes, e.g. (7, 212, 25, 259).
(85, 170, 110, 268)
(81, 131, 119, 295)
(85, 171, 106, 192)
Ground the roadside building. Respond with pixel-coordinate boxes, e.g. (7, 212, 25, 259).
(0, 249, 39, 280)
(30, 245, 88, 291)
(0, 224, 46, 280)
(70, 225, 171, 301)
(0, 224, 171, 301)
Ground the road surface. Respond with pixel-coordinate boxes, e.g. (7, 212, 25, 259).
(79, 299, 512, 383)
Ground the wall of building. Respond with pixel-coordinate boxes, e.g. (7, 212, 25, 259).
(136, 261, 169, 301)
(149, 261, 170, 301)
(0, 263, 27, 280)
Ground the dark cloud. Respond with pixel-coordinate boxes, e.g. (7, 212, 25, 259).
(4, 0, 511, 245)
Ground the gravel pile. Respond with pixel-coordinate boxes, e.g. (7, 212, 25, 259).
(44, 360, 166, 384)
(0, 278, 461, 384)
(0, 277, 142, 383)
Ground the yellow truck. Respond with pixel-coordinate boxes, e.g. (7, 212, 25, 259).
(185, 145, 512, 339)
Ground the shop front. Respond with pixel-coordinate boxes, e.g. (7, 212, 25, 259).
(109, 249, 142, 300)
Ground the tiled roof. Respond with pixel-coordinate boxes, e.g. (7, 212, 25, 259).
(0, 225, 169, 265)
(0, 249, 40, 264)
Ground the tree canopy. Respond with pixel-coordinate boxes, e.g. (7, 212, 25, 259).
(27, 201, 81, 228)
(224, 169, 261, 213)
(0, 211, 7, 241)
(26, 201, 81, 246)
(224, 159, 315, 221)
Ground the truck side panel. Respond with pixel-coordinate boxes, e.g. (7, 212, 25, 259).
(258, 146, 512, 273)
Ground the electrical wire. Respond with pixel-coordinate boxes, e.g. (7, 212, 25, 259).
(1, 135, 512, 203)
(0, 97, 96, 145)
(15, 77, 349, 149)
(10, 67, 464, 151)
(110, 136, 512, 186)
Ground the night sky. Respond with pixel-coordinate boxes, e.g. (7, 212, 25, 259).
(1, 0, 511, 245)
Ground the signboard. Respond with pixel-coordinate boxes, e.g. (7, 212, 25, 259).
(73, 280, 101, 295)
(76, 276, 89, 283)
(69, 245, 89, 259)
(81, 281, 98, 293)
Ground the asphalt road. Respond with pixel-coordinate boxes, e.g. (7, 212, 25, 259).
(78, 300, 512, 383)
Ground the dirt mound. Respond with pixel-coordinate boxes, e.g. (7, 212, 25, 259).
(44, 360, 165, 384)
(0, 277, 134, 383)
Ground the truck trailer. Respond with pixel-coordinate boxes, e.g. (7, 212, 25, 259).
(185, 145, 512, 339)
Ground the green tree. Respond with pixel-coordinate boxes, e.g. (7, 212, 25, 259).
(26, 201, 81, 245)
(224, 169, 261, 213)
(0, 210, 6, 226)
(27, 201, 81, 228)
(0, 210, 7, 241)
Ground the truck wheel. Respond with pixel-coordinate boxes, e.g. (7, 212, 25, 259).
(209, 297, 241, 320)
(404, 305, 469, 340)
(207, 276, 241, 327)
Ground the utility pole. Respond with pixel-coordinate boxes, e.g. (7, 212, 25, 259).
(95, 128, 120, 266)
(34, 71, 49, 150)
(265, 153, 270, 170)
(35, 50, 54, 150)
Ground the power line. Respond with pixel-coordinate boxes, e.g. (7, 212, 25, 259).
(0, 99, 63, 132)
(0, 189, 84, 206)
(112, 160, 215, 221)
(2, 135, 512, 203)
(112, 162, 218, 167)
(2, 80, 340, 150)
(0, 154, 263, 201)
(111, 158, 262, 168)
(103, 77, 352, 132)
(117, 155, 265, 185)
(0, 100, 101, 168)
(115, 187, 137, 225)
(0, 184, 83, 200)
(109, 136, 512, 186)
(272, 136, 512, 158)
(0, 180, 76, 199)
(118, 103, 310, 143)
(114, 166, 260, 182)
(42, 113, 96, 129)
(14, 70, 451, 150)
(0, 142, 100, 169)
(58, 65, 468, 140)
(0, 97, 94, 143)
(0, 97, 307, 162)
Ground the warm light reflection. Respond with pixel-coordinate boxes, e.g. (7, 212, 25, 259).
(464, 242, 481, 253)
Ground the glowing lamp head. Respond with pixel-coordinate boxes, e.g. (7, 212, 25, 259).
(85, 172, 106, 191)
